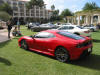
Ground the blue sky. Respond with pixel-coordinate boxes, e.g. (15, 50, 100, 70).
(26, 0, 100, 13)
(43, 0, 100, 13)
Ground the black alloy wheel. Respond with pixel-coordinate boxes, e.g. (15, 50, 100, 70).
(55, 47, 70, 62)
(21, 40, 28, 50)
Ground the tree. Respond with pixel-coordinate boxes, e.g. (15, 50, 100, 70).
(0, 11, 11, 21)
(60, 9, 73, 17)
(50, 9, 60, 21)
(26, 0, 44, 9)
(53, 10, 59, 16)
(0, 3, 13, 15)
(50, 5, 60, 21)
(83, 2, 99, 11)
(51, 5, 55, 11)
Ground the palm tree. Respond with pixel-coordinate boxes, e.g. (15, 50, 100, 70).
(51, 5, 55, 11)
(83, 2, 99, 11)
(50, 5, 59, 21)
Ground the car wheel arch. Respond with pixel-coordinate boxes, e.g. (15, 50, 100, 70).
(20, 39, 30, 46)
(20, 39, 26, 44)
(55, 46, 70, 53)
(20, 39, 29, 50)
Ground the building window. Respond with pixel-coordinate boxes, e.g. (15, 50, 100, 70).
(20, 13, 24, 16)
(14, 13, 19, 16)
(13, 7, 18, 11)
(26, 14, 30, 16)
(36, 10, 39, 13)
(13, 1, 17, 5)
(36, 14, 39, 16)
(31, 14, 35, 16)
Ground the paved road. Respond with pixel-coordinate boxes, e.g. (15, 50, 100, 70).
(0, 29, 13, 43)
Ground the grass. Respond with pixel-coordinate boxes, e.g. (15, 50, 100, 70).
(0, 26, 100, 75)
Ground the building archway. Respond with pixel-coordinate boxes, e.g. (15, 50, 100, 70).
(75, 9, 100, 25)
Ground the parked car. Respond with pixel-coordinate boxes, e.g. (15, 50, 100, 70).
(55, 23, 72, 28)
(27, 22, 40, 29)
(40, 24, 51, 27)
(30, 23, 58, 32)
(18, 30, 92, 62)
(83, 25, 98, 32)
(56, 25, 91, 37)
(44, 23, 57, 28)
(31, 26, 52, 32)
(61, 23, 72, 25)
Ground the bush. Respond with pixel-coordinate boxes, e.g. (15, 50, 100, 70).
(0, 11, 11, 21)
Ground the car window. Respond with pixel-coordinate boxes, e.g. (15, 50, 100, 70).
(34, 32, 55, 38)
(68, 26, 74, 29)
(58, 26, 69, 30)
(57, 31, 85, 40)
(77, 26, 84, 29)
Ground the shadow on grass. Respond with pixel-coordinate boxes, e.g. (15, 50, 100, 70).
(26, 49, 56, 60)
(13, 37, 21, 39)
(0, 40, 11, 48)
(93, 39, 100, 43)
(68, 54, 100, 71)
(27, 49, 100, 70)
(0, 57, 12, 66)
(21, 48, 100, 71)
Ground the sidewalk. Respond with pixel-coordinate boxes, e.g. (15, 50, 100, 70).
(0, 29, 13, 43)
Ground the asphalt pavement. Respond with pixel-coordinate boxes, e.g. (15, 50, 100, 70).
(0, 29, 13, 43)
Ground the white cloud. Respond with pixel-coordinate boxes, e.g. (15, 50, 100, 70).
(44, 0, 56, 9)
(43, 0, 86, 13)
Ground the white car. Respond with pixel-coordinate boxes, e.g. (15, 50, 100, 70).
(83, 25, 98, 32)
(57, 25, 91, 37)
(61, 23, 72, 25)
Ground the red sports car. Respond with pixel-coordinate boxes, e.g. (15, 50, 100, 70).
(18, 30, 92, 62)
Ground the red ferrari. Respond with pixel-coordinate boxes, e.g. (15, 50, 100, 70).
(18, 30, 92, 62)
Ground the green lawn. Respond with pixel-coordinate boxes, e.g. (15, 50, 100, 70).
(0, 26, 100, 75)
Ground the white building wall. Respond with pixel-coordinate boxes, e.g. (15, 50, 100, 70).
(2, 0, 52, 22)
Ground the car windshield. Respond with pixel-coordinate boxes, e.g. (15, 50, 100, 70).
(57, 31, 85, 40)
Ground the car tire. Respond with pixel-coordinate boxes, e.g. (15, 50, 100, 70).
(31, 29, 34, 32)
(74, 33, 80, 35)
(55, 47, 70, 62)
(20, 40, 28, 50)
(90, 29, 94, 32)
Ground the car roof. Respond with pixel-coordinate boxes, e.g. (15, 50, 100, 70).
(61, 25, 77, 27)
(42, 30, 59, 34)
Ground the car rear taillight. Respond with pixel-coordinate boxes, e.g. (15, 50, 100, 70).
(76, 40, 92, 48)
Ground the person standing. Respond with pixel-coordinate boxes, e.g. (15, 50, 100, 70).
(7, 17, 14, 38)
(17, 20, 20, 31)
